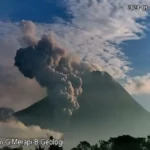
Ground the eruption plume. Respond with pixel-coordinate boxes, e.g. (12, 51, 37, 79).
(19, 20, 38, 46)
(14, 21, 101, 118)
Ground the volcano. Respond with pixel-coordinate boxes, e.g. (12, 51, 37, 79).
(13, 71, 150, 147)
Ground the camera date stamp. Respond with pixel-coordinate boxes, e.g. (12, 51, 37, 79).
(128, 4, 150, 11)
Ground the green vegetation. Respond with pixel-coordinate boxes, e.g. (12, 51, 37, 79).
(1, 135, 150, 150)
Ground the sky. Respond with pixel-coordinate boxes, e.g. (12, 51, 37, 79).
(0, 0, 150, 113)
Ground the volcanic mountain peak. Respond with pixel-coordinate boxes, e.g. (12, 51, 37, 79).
(14, 71, 150, 130)
(13, 70, 150, 149)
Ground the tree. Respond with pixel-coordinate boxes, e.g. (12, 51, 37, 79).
(48, 136, 63, 150)
(71, 141, 92, 150)
(72, 135, 150, 150)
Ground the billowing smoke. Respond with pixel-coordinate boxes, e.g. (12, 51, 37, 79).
(0, 107, 14, 121)
(14, 21, 101, 118)
(19, 20, 38, 46)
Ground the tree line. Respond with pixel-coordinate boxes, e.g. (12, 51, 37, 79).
(1, 135, 150, 150)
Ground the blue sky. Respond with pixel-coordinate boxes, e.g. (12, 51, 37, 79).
(0, 0, 72, 22)
(122, 26, 150, 76)
(1, 0, 150, 112)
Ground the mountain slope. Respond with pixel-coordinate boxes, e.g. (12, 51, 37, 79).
(71, 71, 150, 134)
(14, 71, 150, 147)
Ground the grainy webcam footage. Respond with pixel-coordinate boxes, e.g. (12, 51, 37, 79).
(0, 0, 150, 150)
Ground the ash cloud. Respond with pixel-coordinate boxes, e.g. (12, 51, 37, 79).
(14, 21, 101, 118)
(19, 20, 38, 46)
(0, 107, 14, 121)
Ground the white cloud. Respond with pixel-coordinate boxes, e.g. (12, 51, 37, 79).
(0, 0, 150, 104)
(0, 119, 62, 139)
(65, 0, 149, 41)
(0, 22, 133, 79)
(0, 0, 149, 79)
(28, 0, 150, 78)
(124, 73, 150, 95)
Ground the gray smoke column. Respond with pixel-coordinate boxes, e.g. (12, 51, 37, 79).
(14, 21, 101, 117)
(19, 20, 38, 46)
